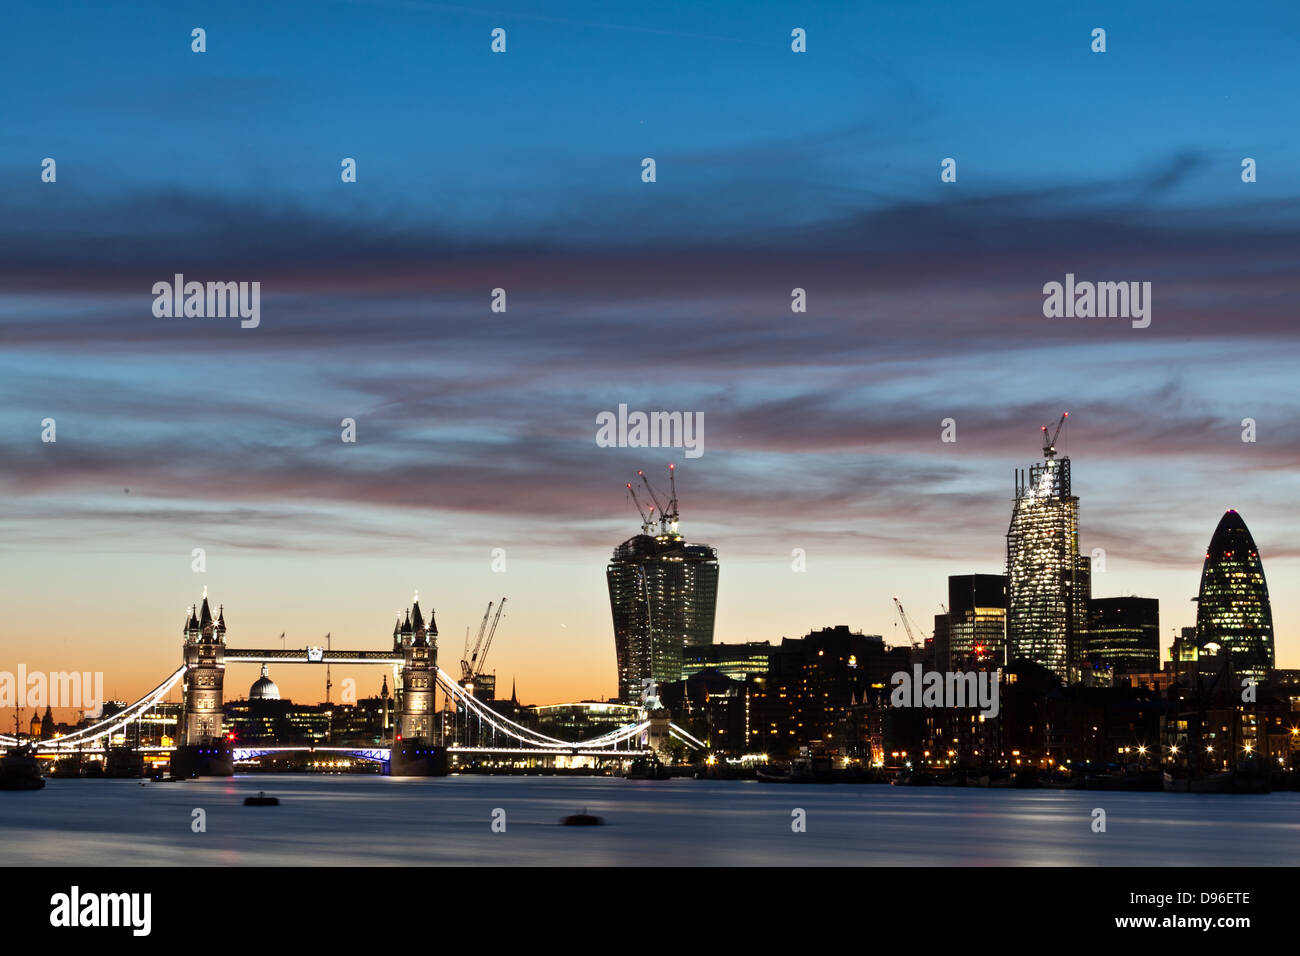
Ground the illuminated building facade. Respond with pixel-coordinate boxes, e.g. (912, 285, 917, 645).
(1195, 510, 1274, 684)
(1006, 450, 1089, 682)
(947, 574, 1008, 668)
(682, 641, 771, 681)
(749, 626, 906, 756)
(607, 531, 719, 702)
(528, 702, 642, 739)
(1087, 596, 1159, 674)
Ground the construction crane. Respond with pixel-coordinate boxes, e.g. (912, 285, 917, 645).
(635, 466, 681, 535)
(892, 595, 924, 651)
(664, 464, 680, 532)
(460, 601, 493, 682)
(1041, 411, 1068, 459)
(626, 482, 657, 535)
(473, 598, 507, 678)
(637, 470, 667, 533)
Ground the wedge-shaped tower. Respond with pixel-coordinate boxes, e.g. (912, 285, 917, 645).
(608, 466, 719, 702)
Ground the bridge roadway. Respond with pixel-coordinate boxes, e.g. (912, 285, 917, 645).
(224, 648, 402, 664)
(29, 744, 650, 758)
(230, 745, 651, 760)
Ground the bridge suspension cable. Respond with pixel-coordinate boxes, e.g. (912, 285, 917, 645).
(7, 665, 188, 751)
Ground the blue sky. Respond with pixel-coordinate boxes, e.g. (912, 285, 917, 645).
(1, 0, 1298, 705)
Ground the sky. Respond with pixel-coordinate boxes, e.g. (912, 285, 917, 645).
(1, 0, 1298, 714)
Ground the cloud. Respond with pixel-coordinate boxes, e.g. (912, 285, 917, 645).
(1, 152, 1297, 581)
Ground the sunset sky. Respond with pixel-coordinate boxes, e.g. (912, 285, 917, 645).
(2, 0, 1298, 713)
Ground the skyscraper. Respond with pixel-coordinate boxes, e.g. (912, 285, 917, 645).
(607, 468, 719, 702)
(1195, 510, 1274, 684)
(1005, 415, 1089, 682)
(948, 574, 1008, 669)
(1087, 597, 1160, 674)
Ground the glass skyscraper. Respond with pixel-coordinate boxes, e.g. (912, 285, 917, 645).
(607, 529, 719, 703)
(1087, 596, 1160, 674)
(1195, 509, 1274, 684)
(1006, 447, 1089, 682)
(948, 574, 1008, 669)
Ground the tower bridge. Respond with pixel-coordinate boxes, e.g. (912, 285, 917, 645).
(2, 591, 705, 775)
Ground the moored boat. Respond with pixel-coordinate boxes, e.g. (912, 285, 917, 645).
(1163, 770, 1270, 794)
(756, 758, 814, 784)
(0, 746, 46, 791)
(106, 747, 145, 778)
(626, 756, 671, 780)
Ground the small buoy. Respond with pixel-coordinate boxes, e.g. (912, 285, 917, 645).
(561, 807, 603, 826)
(244, 791, 279, 807)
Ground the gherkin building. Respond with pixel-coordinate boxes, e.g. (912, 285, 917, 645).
(1196, 510, 1274, 684)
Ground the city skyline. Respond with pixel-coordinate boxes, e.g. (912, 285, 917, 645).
(2, 0, 1298, 709)
(2, 441, 1291, 718)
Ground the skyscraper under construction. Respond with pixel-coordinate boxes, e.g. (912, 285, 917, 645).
(1005, 414, 1090, 682)
(607, 466, 719, 703)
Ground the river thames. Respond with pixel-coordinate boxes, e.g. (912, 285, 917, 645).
(2, 775, 1296, 866)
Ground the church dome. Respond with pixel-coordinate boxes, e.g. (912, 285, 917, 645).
(250, 663, 280, 700)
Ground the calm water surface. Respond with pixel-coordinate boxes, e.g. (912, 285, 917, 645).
(2, 775, 1296, 866)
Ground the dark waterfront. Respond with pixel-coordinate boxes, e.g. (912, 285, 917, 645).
(3, 775, 1296, 866)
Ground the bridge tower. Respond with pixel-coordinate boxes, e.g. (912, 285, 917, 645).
(390, 594, 449, 776)
(174, 591, 234, 776)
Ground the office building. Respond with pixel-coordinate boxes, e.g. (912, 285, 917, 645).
(1196, 509, 1275, 684)
(1006, 416, 1089, 681)
(948, 574, 1008, 668)
(1087, 597, 1160, 674)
